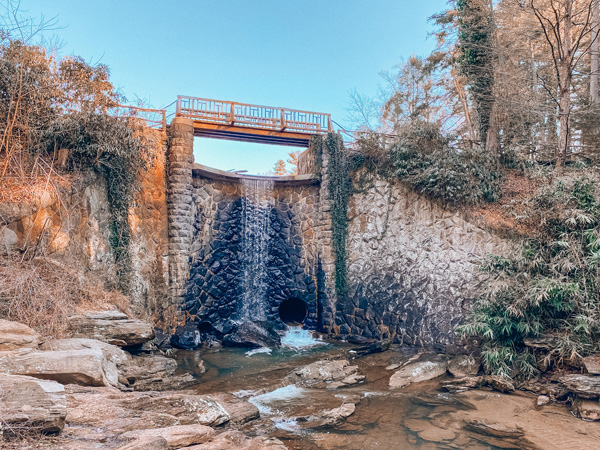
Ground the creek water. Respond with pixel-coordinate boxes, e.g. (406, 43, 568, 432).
(174, 328, 520, 450)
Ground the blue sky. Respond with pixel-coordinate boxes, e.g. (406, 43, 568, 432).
(22, 0, 448, 174)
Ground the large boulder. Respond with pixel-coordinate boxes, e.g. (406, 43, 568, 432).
(119, 355, 196, 391)
(0, 347, 120, 387)
(68, 311, 154, 347)
(286, 359, 364, 389)
(210, 394, 260, 425)
(222, 321, 281, 348)
(389, 354, 448, 389)
(120, 424, 214, 449)
(0, 319, 41, 351)
(298, 402, 356, 428)
(40, 337, 130, 365)
(0, 373, 66, 433)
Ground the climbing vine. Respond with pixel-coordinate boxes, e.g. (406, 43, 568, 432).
(309, 134, 324, 173)
(322, 133, 351, 297)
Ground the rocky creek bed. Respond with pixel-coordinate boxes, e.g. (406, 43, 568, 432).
(1, 314, 600, 449)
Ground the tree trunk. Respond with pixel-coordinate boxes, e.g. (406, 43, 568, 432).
(485, 103, 499, 154)
(592, 0, 599, 105)
(452, 73, 477, 148)
(556, 0, 574, 172)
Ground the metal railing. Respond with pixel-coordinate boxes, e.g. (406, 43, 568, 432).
(176, 96, 331, 134)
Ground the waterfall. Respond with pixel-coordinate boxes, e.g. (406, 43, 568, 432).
(239, 178, 274, 321)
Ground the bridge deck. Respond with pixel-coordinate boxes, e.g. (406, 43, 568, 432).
(176, 96, 331, 147)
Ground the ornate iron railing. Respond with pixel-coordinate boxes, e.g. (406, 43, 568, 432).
(176, 96, 331, 134)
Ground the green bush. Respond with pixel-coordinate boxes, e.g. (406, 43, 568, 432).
(458, 175, 600, 379)
(387, 121, 502, 206)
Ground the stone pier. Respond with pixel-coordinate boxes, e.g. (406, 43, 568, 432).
(166, 117, 195, 314)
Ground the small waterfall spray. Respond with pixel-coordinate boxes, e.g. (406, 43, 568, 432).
(240, 178, 274, 321)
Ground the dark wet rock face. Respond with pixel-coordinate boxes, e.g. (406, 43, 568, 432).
(222, 321, 281, 348)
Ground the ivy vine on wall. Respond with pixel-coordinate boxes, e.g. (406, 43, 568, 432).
(322, 133, 351, 297)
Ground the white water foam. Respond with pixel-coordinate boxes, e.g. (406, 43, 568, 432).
(249, 384, 305, 415)
(281, 325, 327, 350)
(245, 347, 272, 357)
(273, 418, 302, 433)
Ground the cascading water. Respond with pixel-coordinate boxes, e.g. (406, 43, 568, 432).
(238, 177, 324, 353)
(280, 325, 326, 350)
(239, 178, 274, 321)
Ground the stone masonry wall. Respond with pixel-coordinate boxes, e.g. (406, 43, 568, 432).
(166, 118, 195, 317)
(336, 173, 511, 348)
(173, 173, 325, 347)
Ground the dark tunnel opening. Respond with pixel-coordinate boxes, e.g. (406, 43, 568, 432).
(278, 297, 308, 325)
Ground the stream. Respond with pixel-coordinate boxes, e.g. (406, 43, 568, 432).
(169, 327, 600, 450)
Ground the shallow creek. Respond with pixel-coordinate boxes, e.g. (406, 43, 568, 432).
(173, 330, 600, 450)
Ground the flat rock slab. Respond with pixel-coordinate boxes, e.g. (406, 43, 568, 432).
(559, 374, 600, 399)
(299, 402, 356, 428)
(0, 319, 41, 351)
(121, 393, 231, 427)
(0, 347, 119, 387)
(286, 359, 364, 388)
(389, 355, 447, 389)
(119, 355, 195, 391)
(120, 424, 214, 449)
(40, 338, 130, 365)
(442, 375, 515, 394)
(0, 373, 66, 433)
(68, 311, 154, 347)
(210, 394, 260, 425)
(186, 430, 288, 450)
(117, 435, 168, 450)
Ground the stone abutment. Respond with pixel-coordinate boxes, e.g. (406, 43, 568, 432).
(163, 135, 510, 348)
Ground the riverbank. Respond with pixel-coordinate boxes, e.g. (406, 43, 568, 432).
(2, 317, 600, 450)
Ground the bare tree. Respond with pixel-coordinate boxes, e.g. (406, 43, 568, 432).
(529, 0, 600, 169)
(345, 88, 382, 131)
(591, 0, 599, 104)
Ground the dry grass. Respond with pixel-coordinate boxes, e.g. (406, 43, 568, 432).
(472, 169, 541, 236)
(0, 254, 131, 338)
(0, 155, 74, 205)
